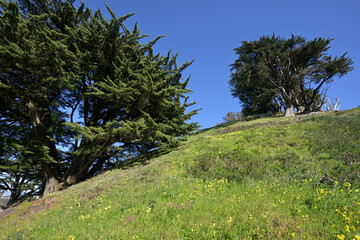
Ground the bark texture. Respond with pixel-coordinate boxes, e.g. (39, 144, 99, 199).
(42, 177, 59, 196)
(284, 106, 295, 117)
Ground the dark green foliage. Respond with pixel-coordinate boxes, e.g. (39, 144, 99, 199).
(0, 0, 198, 203)
(230, 34, 353, 116)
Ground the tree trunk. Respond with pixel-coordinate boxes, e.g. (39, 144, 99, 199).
(284, 105, 295, 117)
(65, 154, 101, 185)
(26, 100, 61, 196)
(65, 154, 94, 185)
(6, 190, 21, 207)
(65, 139, 111, 185)
(0, 193, 4, 209)
(42, 176, 59, 196)
(41, 159, 60, 196)
(297, 106, 305, 113)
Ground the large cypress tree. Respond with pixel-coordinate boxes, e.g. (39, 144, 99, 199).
(0, 0, 198, 203)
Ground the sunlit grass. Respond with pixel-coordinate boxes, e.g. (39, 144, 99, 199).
(1, 108, 359, 239)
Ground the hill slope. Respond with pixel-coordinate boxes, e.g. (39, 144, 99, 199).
(1, 109, 360, 239)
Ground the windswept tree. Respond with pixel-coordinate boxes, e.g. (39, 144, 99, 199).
(0, 0, 198, 202)
(230, 34, 353, 117)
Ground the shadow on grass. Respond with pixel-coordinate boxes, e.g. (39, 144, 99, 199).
(303, 108, 360, 186)
(115, 147, 173, 169)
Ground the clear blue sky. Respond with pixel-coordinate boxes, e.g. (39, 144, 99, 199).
(80, 0, 360, 129)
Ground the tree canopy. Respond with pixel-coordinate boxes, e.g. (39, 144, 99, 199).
(0, 0, 198, 205)
(229, 34, 353, 117)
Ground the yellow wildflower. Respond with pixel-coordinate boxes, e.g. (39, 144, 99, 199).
(337, 234, 345, 240)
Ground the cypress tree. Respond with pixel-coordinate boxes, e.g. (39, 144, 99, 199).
(0, 0, 198, 201)
(230, 34, 353, 117)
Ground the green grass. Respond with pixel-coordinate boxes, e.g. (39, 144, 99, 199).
(1, 109, 360, 239)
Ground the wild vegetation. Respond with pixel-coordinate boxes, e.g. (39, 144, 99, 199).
(1, 108, 359, 239)
(0, 0, 358, 239)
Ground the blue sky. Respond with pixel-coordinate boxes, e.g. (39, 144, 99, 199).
(81, 0, 360, 129)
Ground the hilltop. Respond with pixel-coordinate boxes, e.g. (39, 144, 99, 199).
(1, 109, 360, 239)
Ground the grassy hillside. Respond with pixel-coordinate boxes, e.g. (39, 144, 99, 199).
(1, 109, 360, 239)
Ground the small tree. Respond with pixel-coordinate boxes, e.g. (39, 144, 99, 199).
(230, 34, 353, 117)
(222, 111, 243, 122)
